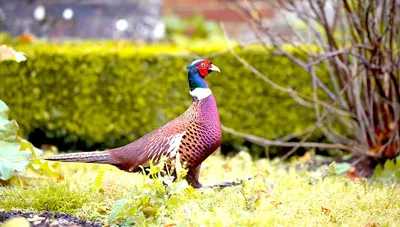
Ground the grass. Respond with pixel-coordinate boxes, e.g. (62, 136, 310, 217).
(1, 151, 399, 226)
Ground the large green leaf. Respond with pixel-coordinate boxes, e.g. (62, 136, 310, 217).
(108, 199, 128, 225)
(0, 100, 43, 180)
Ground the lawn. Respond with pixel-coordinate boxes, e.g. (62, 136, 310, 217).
(1, 151, 399, 226)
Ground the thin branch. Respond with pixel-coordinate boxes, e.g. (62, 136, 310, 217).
(201, 174, 259, 189)
(220, 22, 313, 108)
(280, 126, 316, 161)
(305, 49, 349, 68)
(220, 22, 351, 117)
(221, 125, 356, 153)
(224, 0, 400, 159)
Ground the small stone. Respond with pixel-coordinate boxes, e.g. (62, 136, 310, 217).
(27, 215, 46, 225)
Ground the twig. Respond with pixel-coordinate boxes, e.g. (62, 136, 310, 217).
(222, 125, 353, 151)
(201, 174, 259, 189)
(220, 22, 350, 117)
(280, 128, 315, 161)
(222, 124, 381, 157)
(305, 49, 349, 68)
(201, 181, 243, 189)
(223, 0, 400, 159)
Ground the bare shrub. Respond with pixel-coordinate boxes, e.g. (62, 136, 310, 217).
(222, 0, 400, 160)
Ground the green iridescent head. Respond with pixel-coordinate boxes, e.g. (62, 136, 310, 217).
(186, 59, 221, 91)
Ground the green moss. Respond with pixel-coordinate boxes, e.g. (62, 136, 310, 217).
(1, 154, 399, 226)
(0, 180, 103, 221)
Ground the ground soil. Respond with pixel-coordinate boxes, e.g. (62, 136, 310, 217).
(0, 211, 103, 227)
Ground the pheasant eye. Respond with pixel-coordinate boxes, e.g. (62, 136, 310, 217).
(200, 63, 206, 67)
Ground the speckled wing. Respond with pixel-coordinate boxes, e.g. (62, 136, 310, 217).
(108, 116, 191, 172)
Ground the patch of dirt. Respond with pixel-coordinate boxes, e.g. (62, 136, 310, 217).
(0, 211, 103, 227)
(350, 156, 380, 178)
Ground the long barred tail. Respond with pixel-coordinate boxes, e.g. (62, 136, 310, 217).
(45, 151, 113, 164)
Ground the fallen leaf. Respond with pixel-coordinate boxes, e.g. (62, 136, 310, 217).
(321, 206, 331, 215)
(254, 189, 266, 198)
(57, 175, 65, 182)
(346, 167, 363, 181)
(271, 201, 282, 207)
(161, 224, 176, 227)
(364, 220, 377, 227)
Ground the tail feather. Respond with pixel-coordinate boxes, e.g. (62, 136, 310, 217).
(45, 151, 113, 164)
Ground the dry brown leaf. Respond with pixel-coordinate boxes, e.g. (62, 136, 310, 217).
(271, 201, 282, 207)
(346, 167, 363, 181)
(364, 220, 377, 227)
(160, 224, 177, 227)
(321, 207, 331, 215)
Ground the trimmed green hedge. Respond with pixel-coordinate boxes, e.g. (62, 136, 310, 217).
(0, 43, 317, 152)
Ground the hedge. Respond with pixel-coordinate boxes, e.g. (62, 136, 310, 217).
(0, 42, 317, 153)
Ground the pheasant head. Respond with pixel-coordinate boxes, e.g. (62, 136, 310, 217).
(186, 60, 220, 98)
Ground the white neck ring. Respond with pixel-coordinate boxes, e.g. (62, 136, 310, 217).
(189, 88, 212, 100)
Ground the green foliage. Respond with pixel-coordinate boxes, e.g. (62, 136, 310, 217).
(1, 154, 400, 226)
(0, 45, 58, 184)
(0, 32, 12, 45)
(108, 156, 195, 226)
(0, 100, 31, 180)
(0, 43, 317, 152)
(0, 100, 57, 182)
(0, 179, 109, 221)
(372, 157, 400, 182)
(164, 14, 222, 42)
(0, 99, 58, 183)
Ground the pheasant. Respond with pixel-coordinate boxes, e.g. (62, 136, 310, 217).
(45, 59, 222, 188)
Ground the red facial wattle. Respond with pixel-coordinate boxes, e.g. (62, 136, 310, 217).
(196, 60, 212, 77)
(198, 68, 208, 77)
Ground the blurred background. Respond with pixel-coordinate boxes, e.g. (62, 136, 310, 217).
(2, 0, 313, 158)
(0, 0, 292, 42)
(1, 0, 398, 179)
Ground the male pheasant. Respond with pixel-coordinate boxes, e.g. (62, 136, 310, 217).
(45, 59, 222, 188)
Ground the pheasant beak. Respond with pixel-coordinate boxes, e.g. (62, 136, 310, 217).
(209, 64, 221, 73)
